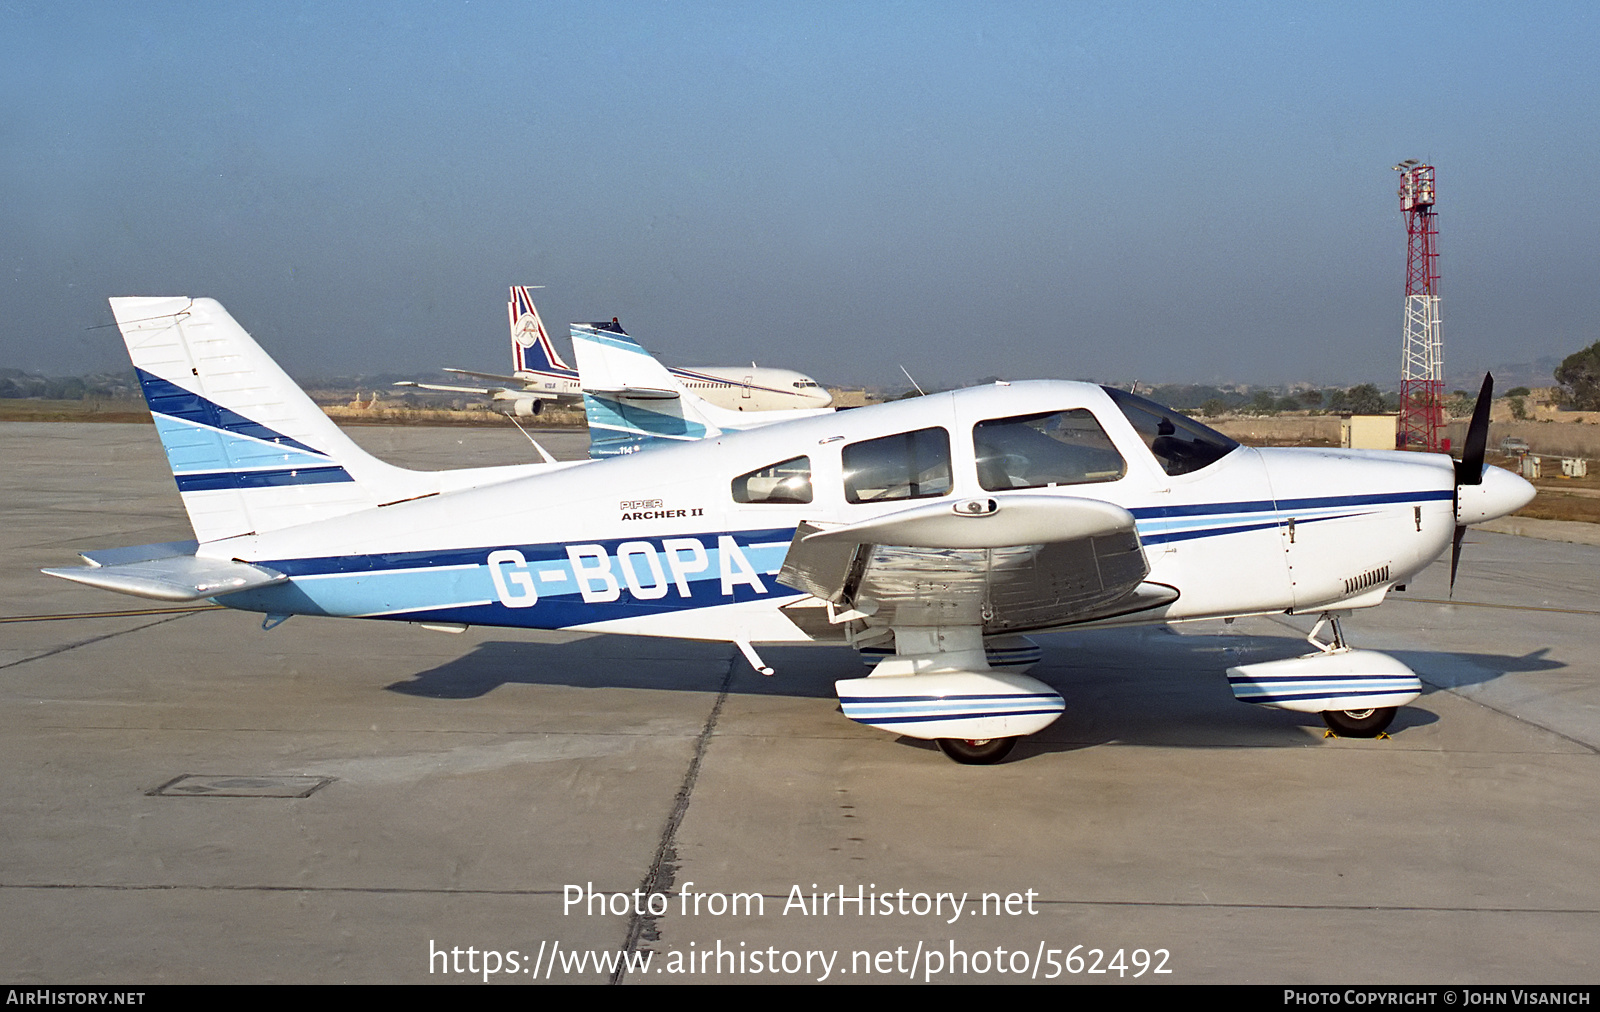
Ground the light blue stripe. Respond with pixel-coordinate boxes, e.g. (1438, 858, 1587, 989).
(153, 413, 333, 474)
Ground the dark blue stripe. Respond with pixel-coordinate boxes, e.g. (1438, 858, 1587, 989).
(1129, 499, 1276, 519)
(257, 527, 798, 577)
(174, 466, 353, 492)
(1232, 688, 1414, 701)
(1128, 489, 1452, 520)
(136, 368, 327, 458)
(1141, 519, 1283, 545)
(1139, 511, 1372, 545)
(1275, 490, 1453, 510)
(840, 693, 1061, 704)
(849, 708, 1065, 726)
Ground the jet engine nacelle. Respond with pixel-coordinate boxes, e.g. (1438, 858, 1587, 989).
(511, 396, 543, 418)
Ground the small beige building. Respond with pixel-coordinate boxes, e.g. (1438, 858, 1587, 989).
(1340, 414, 1397, 450)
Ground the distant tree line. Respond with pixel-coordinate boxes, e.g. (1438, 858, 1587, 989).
(1131, 383, 1397, 417)
(0, 369, 139, 400)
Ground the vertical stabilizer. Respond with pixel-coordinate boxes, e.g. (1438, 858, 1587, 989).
(112, 297, 448, 542)
(570, 321, 832, 457)
(508, 286, 574, 377)
(571, 320, 717, 457)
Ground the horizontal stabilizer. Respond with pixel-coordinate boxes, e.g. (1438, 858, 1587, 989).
(43, 553, 286, 602)
(582, 386, 681, 401)
(78, 540, 200, 568)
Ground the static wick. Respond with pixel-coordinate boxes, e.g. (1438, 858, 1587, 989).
(735, 640, 775, 676)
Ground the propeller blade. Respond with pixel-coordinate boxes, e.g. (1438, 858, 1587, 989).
(1449, 524, 1466, 596)
(1455, 372, 1493, 487)
(1451, 373, 1494, 594)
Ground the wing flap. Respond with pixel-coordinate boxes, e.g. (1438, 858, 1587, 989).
(776, 521, 865, 603)
(777, 495, 1156, 632)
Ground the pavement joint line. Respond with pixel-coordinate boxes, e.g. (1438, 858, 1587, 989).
(4, 723, 1590, 759)
(0, 605, 224, 624)
(611, 653, 736, 984)
(1394, 597, 1600, 617)
(0, 883, 1595, 916)
(9, 724, 705, 737)
(0, 612, 202, 671)
(1420, 676, 1600, 757)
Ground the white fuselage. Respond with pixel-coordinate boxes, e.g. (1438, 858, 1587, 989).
(509, 365, 833, 412)
(205, 381, 1513, 646)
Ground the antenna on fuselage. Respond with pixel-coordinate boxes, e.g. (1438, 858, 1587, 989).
(503, 411, 559, 465)
(899, 365, 926, 397)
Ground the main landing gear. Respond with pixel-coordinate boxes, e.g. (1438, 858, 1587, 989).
(935, 737, 1018, 765)
(836, 629, 1065, 766)
(1320, 706, 1398, 738)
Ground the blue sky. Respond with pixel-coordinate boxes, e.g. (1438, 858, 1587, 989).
(2, 1, 1596, 388)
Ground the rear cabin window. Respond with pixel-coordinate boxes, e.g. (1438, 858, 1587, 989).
(732, 456, 813, 504)
(973, 410, 1126, 490)
(1102, 387, 1239, 476)
(842, 428, 952, 504)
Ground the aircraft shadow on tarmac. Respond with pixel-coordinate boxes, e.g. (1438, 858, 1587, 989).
(384, 626, 1563, 761)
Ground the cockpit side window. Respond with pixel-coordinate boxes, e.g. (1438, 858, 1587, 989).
(973, 410, 1126, 490)
(842, 427, 952, 504)
(1101, 387, 1240, 476)
(732, 456, 813, 504)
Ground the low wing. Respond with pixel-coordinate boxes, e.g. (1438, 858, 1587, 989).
(777, 494, 1175, 633)
(42, 541, 285, 602)
(441, 367, 540, 386)
(394, 380, 500, 396)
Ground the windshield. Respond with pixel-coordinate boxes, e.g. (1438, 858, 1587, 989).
(1101, 387, 1239, 476)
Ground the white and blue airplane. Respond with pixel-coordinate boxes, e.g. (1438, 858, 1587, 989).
(397, 286, 834, 418)
(44, 297, 1535, 763)
(571, 318, 837, 457)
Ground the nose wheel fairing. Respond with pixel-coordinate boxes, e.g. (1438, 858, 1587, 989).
(1225, 648, 1422, 714)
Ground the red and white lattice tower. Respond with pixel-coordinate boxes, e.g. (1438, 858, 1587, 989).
(1394, 160, 1445, 451)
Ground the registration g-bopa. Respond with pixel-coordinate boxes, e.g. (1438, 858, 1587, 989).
(45, 298, 1534, 763)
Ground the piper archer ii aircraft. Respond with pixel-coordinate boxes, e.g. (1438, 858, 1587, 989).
(395, 285, 833, 418)
(44, 297, 1535, 763)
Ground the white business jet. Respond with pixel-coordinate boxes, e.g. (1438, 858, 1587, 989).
(45, 297, 1534, 763)
(396, 286, 833, 418)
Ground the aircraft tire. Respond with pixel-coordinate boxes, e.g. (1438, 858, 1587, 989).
(1320, 706, 1397, 738)
(936, 737, 1017, 765)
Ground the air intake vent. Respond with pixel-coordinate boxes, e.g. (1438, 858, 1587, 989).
(1344, 565, 1390, 596)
